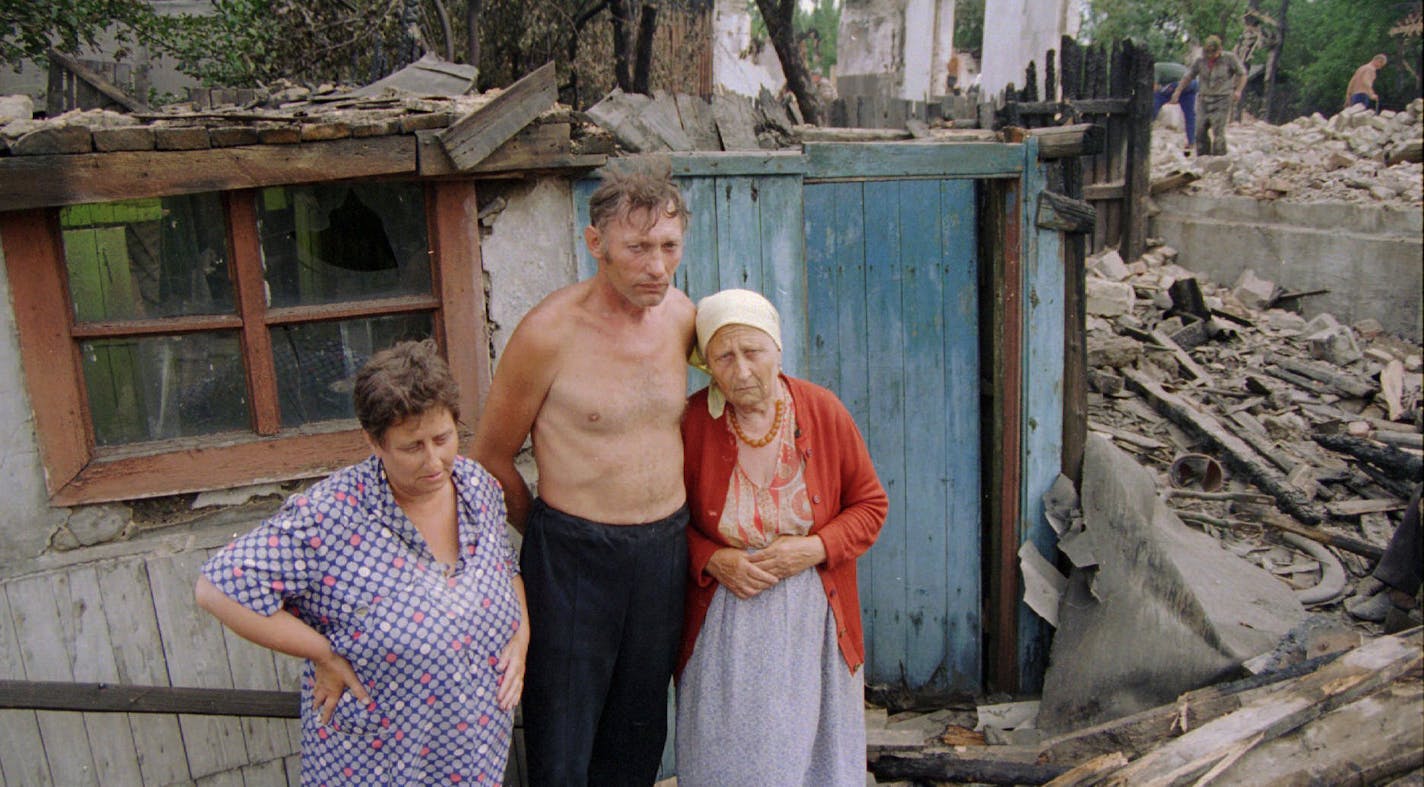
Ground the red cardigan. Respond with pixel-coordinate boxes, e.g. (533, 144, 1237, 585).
(678, 375, 888, 675)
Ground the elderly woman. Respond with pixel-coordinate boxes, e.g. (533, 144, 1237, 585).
(676, 289, 888, 785)
(196, 339, 529, 785)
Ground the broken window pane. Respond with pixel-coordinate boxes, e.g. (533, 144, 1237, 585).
(271, 313, 434, 428)
(82, 333, 248, 446)
(257, 183, 433, 308)
(61, 195, 234, 322)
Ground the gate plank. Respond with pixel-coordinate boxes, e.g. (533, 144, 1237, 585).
(755, 175, 807, 376)
(0, 586, 52, 786)
(862, 180, 910, 683)
(96, 558, 190, 785)
(65, 567, 143, 784)
(147, 551, 249, 778)
(898, 180, 952, 688)
(939, 179, 983, 688)
(714, 176, 762, 292)
(7, 573, 98, 785)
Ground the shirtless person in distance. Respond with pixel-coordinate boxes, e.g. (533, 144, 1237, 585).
(473, 159, 694, 786)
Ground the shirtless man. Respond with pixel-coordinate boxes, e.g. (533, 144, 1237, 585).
(1346, 54, 1387, 111)
(474, 160, 694, 786)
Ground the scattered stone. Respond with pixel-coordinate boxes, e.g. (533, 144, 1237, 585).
(1086, 278, 1136, 317)
(1232, 269, 1277, 310)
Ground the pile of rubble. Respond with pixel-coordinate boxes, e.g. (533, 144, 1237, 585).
(861, 244, 1423, 786)
(1083, 240, 1421, 594)
(1152, 98, 1424, 206)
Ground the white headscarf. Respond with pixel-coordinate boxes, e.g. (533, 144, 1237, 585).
(689, 289, 782, 417)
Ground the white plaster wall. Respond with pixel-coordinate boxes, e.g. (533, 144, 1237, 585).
(479, 178, 578, 361)
(929, 0, 956, 98)
(838, 0, 904, 78)
(838, 0, 957, 101)
(980, 0, 1083, 100)
(0, 237, 70, 564)
(901, 0, 936, 100)
(712, 0, 785, 98)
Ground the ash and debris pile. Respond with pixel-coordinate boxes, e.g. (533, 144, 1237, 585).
(1084, 239, 1421, 597)
(1152, 98, 1424, 205)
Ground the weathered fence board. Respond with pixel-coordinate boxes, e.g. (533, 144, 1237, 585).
(148, 551, 249, 779)
(66, 566, 143, 785)
(0, 586, 51, 786)
(96, 558, 191, 784)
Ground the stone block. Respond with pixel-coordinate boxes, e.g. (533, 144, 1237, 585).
(1086, 278, 1135, 317)
(1232, 268, 1277, 310)
(1308, 324, 1363, 366)
(1088, 248, 1129, 281)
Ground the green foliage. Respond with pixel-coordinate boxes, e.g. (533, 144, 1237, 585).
(0, 0, 159, 70)
(746, 0, 839, 77)
(953, 0, 983, 54)
(1080, 0, 1245, 63)
(1281, 0, 1417, 115)
(1080, 0, 1420, 117)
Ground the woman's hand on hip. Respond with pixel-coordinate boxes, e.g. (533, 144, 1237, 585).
(748, 535, 827, 580)
(312, 651, 370, 726)
(495, 617, 529, 711)
(706, 547, 780, 599)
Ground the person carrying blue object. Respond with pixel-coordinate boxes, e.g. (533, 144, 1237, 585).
(1153, 61, 1197, 149)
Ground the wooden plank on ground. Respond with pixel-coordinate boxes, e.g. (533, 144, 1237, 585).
(712, 94, 761, 151)
(436, 61, 556, 170)
(637, 91, 694, 151)
(65, 567, 142, 785)
(1326, 498, 1408, 517)
(96, 558, 189, 785)
(1100, 630, 1423, 786)
(7, 574, 98, 785)
(147, 552, 248, 779)
(584, 90, 665, 152)
(675, 93, 721, 150)
(0, 585, 52, 786)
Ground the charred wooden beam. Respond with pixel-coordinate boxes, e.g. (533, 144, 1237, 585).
(1312, 432, 1424, 481)
(1123, 368, 1325, 523)
(870, 753, 1069, 785)
(1036, 189, 1096, 233)
(1028, 122, 1105, 158)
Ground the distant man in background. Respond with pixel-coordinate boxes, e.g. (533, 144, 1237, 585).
(1170, 35, 1246, 156)
(1153, 61, 1197, 150)
(1346, 54, 1388, 111)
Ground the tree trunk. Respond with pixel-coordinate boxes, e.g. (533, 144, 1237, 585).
(632, 3, 658, 95)
(1264, 0, 1288, 122)
(755, 0, 821, 125)
(610, 0, 636, 92)
(466, 0, 482, 71)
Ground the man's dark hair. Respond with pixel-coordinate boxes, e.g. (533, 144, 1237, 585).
(354, 338, 460, 446)
(587, 156, 689, 233)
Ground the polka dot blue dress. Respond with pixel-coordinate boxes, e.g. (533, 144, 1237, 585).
(202, 455, 522, 786)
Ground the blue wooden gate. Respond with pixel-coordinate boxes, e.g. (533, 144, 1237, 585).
(803, 178, 982, 694)
(574, 142, 1061, 701)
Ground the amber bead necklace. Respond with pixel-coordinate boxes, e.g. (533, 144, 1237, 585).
(728, 398, 785, 448)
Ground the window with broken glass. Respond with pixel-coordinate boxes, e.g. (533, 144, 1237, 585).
(4, 180, 483, 505)
(62, 184, 435, 444)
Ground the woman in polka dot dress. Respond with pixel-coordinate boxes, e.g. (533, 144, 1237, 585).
(197, 340, 529, 786)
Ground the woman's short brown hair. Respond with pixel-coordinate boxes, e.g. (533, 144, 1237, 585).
(354, 339, 460, 446)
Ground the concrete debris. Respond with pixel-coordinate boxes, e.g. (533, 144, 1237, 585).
(1151, 98, 1424, 207)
